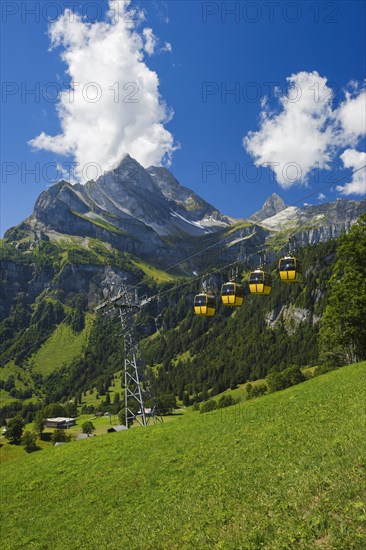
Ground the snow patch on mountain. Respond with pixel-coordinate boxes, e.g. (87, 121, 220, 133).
(258, 207, 301, 230)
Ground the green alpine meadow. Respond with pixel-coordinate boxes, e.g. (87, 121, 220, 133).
(1, 363, 365, 549)
(2, 3, 366, 546)
(1, 176, 366, 549)
(1, 167, 365, 549)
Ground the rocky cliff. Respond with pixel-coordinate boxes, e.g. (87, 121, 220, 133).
(1, 156, 365, 318)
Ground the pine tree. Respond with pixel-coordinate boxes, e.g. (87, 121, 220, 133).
(319, 214, 366, 367)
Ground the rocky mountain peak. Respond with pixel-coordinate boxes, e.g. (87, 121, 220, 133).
(96, 154, 155, 192)
(263, 193, 286, 211)
(250, 193, 286, 222)
(7, 155, 232, 263)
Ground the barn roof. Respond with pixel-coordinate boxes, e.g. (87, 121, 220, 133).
(107, 425, 128, 433)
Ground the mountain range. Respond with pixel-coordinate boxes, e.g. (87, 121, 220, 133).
(4, 154, 365, 267)
(0, 154, 365, 410)
(6, 155, 229, 265)
(1, 155, 364, 318)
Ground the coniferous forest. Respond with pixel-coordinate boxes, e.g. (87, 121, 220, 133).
(1, 215, 366, 425)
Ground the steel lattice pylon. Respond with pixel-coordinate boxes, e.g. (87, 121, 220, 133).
(96, 285, 162, 429)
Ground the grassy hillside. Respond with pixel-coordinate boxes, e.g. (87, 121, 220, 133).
(1, 363, 365, 549)
(30, 314, 94, 377)
(0, 315, 95, 409)
(0, 240, 337, 411)
(130, 257, 178, 283)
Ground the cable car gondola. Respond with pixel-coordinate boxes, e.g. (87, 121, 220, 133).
(194, 293, 216, 316)
(221, 282, 244, 307)
(278, 256, 301, 282)
(249, 269, 272, 295)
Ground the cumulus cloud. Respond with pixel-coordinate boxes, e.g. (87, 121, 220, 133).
(243, 71, 366, 192)
(142, 28, 157, 55)
(29, 0, 176, 181)
(336, 149, 366, 196)
(243, 71, 335, 188)
(334, 89, 366, 145)
(318, 193, 326, 200)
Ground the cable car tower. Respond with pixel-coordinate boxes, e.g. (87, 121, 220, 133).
(95, 284, 162, 428)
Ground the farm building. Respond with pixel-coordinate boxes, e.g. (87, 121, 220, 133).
(107, 425, 128, 433)
(45, 417, 76, 429)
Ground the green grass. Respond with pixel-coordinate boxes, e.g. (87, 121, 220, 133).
(211, 377, 268, 402)
(1, 363, 365, 549)
(130, 258, 177, 283)
(30, 314, 94, 376)
(0, 316, 94, 404)
(72, 211, 129, 236)
(0, 360, 35, 398)
(225, 220, 253, 235)
(0, 434, 52, 464)
(78, 372, 124, 410)
(0, 388, 16, 406)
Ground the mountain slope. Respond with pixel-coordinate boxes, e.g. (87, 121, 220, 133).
(6, 155, 231, 267)
(0, 157, 364, 410)
(256, 198, 365, 247)
(1, 362, 365, 549)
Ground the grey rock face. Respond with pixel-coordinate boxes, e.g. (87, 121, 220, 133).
(265, 305, 312, 335)
(5, 156, 233, 267)
(250, 193, 286, 222)
(2, 157, 365, 315)
(293, 200, 366, 246)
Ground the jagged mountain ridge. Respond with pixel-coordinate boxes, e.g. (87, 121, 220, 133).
(252, 194, 366, 246)
(5, 155, 233, 271)
(5, 155, 364, 260)
(1, 155, 365, 317)
(22, 155, 228, 236)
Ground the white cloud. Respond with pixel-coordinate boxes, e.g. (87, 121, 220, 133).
(161, 41, 172, 53)
(142, 28, 172, 55)
(336, 149, 366, 196)
(243, 71, 335, 188)
(334, 90, 366, 145)
(318, 193, 326, 200)
(29, 0, 176, 181)
(142, 28, 157, 55)
(243, 71, 366, 192)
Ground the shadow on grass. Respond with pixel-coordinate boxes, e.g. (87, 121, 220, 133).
(24, 445, 42, 454)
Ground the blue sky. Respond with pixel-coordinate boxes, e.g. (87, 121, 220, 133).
(1, 0, 365, 235)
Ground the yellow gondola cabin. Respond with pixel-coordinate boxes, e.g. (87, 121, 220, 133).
(249, 270, 272, 295)
(221, 282, 244, 307)
(278, 256, 301, 282)
(194, 293, 216, 316)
